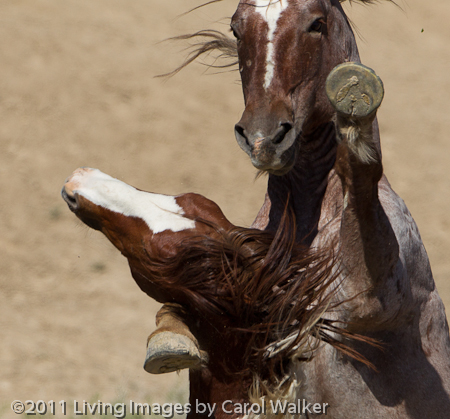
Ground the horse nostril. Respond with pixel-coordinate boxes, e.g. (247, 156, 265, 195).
(272, 122, 293, 145)
(281, 122, 293, 132)
(234, 124, 250, 148)
(61, 186, 78, 211)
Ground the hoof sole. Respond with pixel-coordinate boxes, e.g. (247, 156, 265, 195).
(144, 331, 201, 374)
(326, 62, 384, 117)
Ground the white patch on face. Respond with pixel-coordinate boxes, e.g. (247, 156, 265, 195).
(253, 0, 289, 90)
(68, 168, 196, 234)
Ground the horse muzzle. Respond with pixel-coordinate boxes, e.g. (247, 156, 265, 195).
(234, 121, 297, 175)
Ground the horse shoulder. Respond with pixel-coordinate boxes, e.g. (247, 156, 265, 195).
(316, 173, 446, 333)
(378, 176, 436, 299)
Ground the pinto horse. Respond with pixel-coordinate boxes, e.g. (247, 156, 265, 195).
(160, 0, 450, 417)
(62, 167, 369, 409)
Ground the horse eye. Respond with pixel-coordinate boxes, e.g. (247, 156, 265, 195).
(309, 19, 325, 33)
(230, 24, 241, 41)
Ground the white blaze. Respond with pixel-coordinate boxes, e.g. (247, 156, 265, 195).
(68, 168, 196, 234)
(254, 0, 289, 90)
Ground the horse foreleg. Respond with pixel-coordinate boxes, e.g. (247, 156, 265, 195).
(326, 63, 400, 329)
(144, 303, 208, 374)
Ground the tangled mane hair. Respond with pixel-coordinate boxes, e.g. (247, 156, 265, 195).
(147, 0, 392, 384)
(161, 0, 396, 78)
(137, 207, 380, 383)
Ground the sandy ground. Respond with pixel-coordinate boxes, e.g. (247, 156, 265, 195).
(1, 0, 449, 417)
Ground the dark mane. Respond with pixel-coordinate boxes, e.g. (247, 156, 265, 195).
(158, 30, 238, 78)
(137, 209, 380, 383)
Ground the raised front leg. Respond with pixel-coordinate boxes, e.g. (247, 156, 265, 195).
(326, 63, 401, 330)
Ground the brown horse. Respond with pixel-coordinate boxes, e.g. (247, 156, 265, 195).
(159, 0, 450, 417)
(62, 167, 370, 413)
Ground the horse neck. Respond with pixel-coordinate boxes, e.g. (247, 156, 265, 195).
(254, 115, 382, 245)
(253, 122, 338, 245)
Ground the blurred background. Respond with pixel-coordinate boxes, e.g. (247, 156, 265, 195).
(1, 0, 449, 416)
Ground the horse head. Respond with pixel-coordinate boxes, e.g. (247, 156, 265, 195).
(233, 0, 359, 174)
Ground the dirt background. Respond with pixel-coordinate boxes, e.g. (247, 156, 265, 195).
(1, 0, 449, 417)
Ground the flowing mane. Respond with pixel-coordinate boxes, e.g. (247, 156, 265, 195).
(161, 0, 395, 77)
(62, 167, 381, 394)
(137, 208, 379, 383)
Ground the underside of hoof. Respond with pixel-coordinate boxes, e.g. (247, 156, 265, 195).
(326, 62, 384, 117)
(144, 331, 203, 374)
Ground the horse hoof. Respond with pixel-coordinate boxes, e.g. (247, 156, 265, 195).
(143, 331, 203, 374)
(326, 62, 384, 118)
